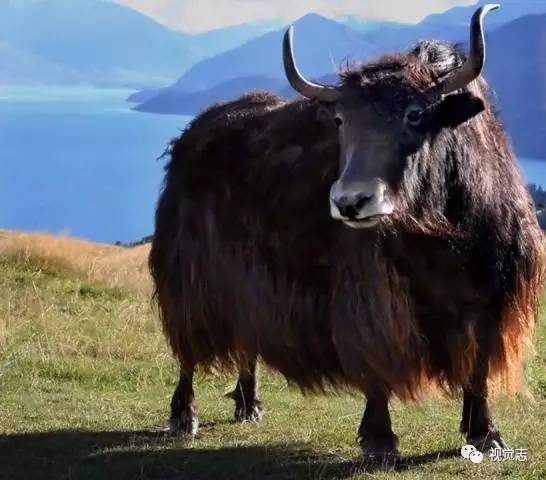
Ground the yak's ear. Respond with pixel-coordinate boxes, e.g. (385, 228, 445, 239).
(435, 92, 485, 128)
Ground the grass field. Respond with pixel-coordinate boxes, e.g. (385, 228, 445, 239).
(0, 231, 545, 480)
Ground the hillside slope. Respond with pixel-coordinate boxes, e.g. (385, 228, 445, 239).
(485, 13, 546, 158)
(136, 12, 546, 160)
(0, 0, 280, 88)
(0, 43, 82, 85)
(134, 13, 376, 113)
(0, 0, 194, 87)
(133, 75, 287, 115)
(169, 13, 376, 92)
(0, 230, 150, 293)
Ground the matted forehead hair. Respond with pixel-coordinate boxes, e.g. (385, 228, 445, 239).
(339, 40, 467, 91)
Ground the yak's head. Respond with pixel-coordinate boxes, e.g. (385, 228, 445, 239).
(284, 5, 498, 229)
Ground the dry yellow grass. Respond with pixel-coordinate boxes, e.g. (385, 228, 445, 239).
(0, 230, 151, 294)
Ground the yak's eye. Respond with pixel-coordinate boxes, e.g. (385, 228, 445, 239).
(405, 107, 424, 126)
(334, 116, 343, 128)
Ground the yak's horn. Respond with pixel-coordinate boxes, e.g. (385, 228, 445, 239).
(440, 4, 499, 95)
(283, 26, 341, 102)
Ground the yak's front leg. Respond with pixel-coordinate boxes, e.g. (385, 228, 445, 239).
(358, 391, 399, 461)
(170, 363, 199, 436)
(460, 344, 507, 451)
(227, 358, 263, 422)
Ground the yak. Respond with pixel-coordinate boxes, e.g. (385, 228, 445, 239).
(149, 4, 544, 459)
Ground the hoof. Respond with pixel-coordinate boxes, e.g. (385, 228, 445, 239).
(359, 433, 400, 464)
(169, 410, 199, 436)
(467, 431, 508, 452)
(234, 402, 263, 423)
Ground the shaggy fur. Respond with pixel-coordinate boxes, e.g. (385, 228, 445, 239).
(150, 41, 543, 408)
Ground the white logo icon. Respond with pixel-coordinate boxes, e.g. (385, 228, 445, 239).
(461, 444, 476, 459)
(462, 444, 529, 463)
(461, 444, 483, 463)
(469, 450, 484, 463)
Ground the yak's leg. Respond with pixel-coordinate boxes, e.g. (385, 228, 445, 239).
(227, 358, 263, 422)
(358, 391, 399, 460)
(460, 344, 507, 451)
(169, 363, 199, 436)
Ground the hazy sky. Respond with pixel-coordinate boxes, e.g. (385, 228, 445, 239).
(114, 0, 477, 33)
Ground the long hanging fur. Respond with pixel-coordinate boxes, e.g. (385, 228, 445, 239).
(149, 42, 544, 401)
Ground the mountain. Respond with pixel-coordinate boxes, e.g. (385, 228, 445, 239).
(420, 0, 546, 30)
(189, 20, 285, 58)
(0, 42, 83, 85)
(361, 0, 546, 54)
(484, 13, 546, 158)
(335, 16, 406, 34)
(126, 88, 163, 104)
(139, 2, 535, 101)
(132, 7, 477, 113)
(134, 13, 377, 114)
(135, 10, 546, 161)
(335, 0, 546, 42)
(133, 76, 287, 115)
(0, 0, 282, 88)
(0, 0, 195, 87)
(169, 13, 378, 93)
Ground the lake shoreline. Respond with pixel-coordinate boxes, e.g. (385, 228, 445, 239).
(2, 86, 545, 243)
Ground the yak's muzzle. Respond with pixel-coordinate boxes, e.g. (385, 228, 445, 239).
(330, 179, 394, 229)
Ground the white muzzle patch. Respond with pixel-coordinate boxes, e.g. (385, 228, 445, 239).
(330, 179, 393, 228)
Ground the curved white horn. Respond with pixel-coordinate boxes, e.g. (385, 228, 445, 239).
(283, 26, 341, 102)
(440, 4, 499, 94)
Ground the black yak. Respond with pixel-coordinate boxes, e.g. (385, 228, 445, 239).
(149, 4, 543, 459)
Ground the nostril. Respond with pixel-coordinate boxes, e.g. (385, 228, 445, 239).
(332, 193, 374, 220)
(338, 204, 358, 219)
(333, 197, 358, 219)
(355, 194, 373, 211)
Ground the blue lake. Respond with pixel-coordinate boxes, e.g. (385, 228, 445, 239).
(1, 86, 545, 243)
(0, 86, 189, 243)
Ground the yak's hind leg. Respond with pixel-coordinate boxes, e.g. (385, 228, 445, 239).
(169, 363, 199, 436)
(227, 358, 263, 423)
(358, 391, 399, 461)
(460, 341, 508, 451)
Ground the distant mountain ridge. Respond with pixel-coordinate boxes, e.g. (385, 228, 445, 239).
(132, 8, 473, 113)
(138, 1, 546, 107)
(334, 16, 406, 34)
(134, 8, 546, 159)
(134, 13, 375, 113)
(0, 0, 283, 88)
(7, 0, 545, 158)
(0, 42, 82, 85)
(132, 75, 287, 115)
(139, 0, 546, 98)
(0, 0, 192, 87)
(484, 12, 546, 158)
(420, 0, 546, 29)
(168, 13, 377, 93)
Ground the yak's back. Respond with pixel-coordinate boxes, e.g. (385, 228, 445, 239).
(163, 92, 285, 195)
(160, 91, 339, 244)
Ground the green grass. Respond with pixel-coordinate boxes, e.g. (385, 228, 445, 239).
(1, 254, 545, 480)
